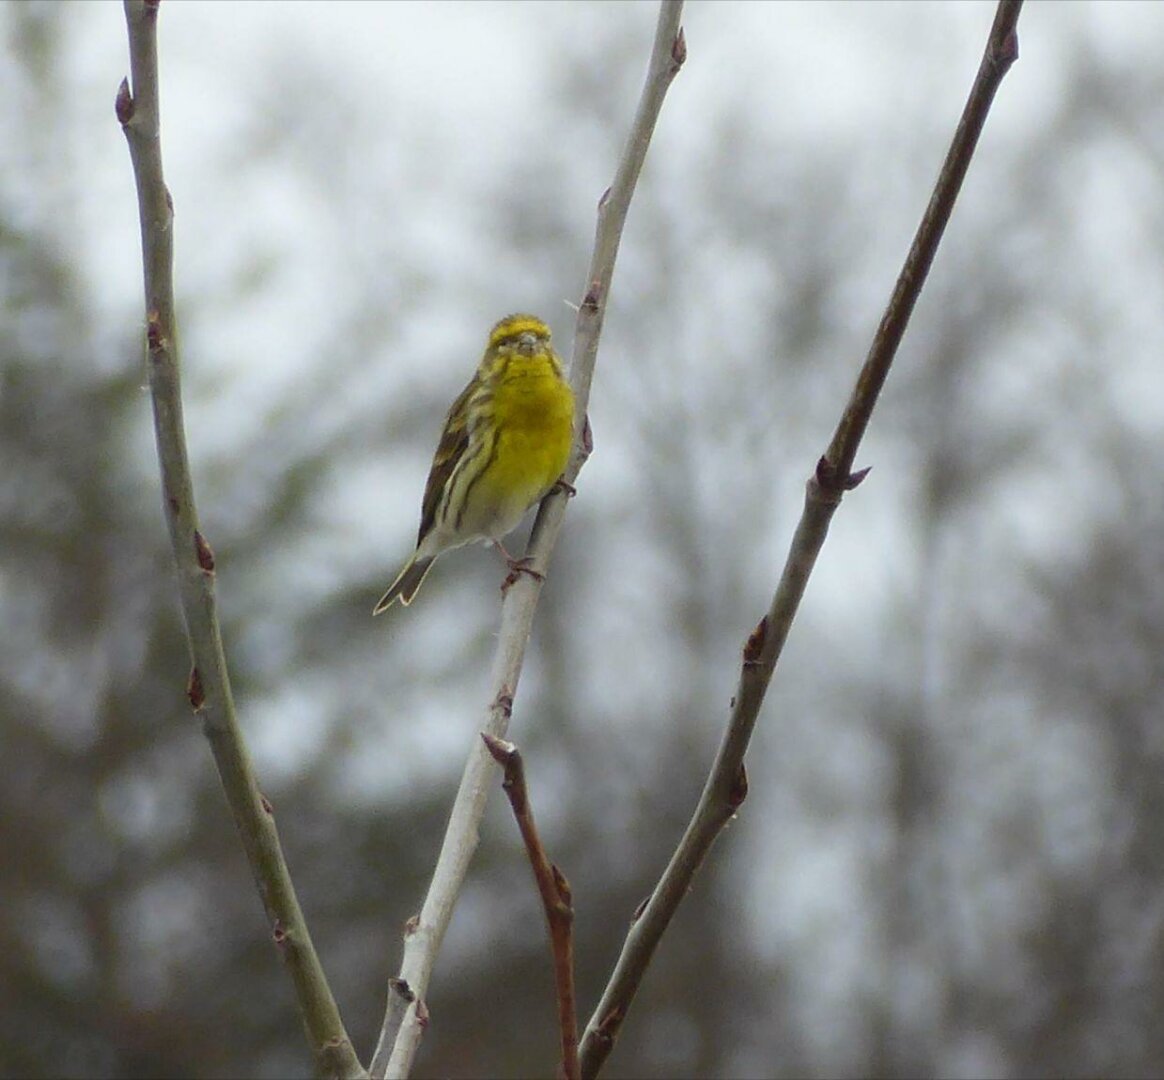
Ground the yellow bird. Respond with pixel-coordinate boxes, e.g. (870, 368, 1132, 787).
(373, 314, 575, 613)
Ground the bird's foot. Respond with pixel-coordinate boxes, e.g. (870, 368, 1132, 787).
(501, 556, 545, 595)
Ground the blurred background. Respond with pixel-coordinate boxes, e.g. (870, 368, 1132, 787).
(3, 1, 1163, 1076)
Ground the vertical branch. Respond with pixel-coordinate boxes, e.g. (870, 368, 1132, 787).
(483, 735, 580, 1080)
(117, 4, 362, 1077)
(372, 4, 686, 1078)
(578, 3, 1024, 1076)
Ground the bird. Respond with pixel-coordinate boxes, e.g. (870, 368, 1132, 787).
(373, 313, 575, 614)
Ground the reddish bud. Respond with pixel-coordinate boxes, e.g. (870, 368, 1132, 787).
(186, 666, 205, 711)
(194, 530, 215, 573)
(730, 763, 749, 809)
(743, 616, 767, 667)
(115, 78, 134, 125)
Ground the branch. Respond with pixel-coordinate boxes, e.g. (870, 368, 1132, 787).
(483, 735, 579, 1080)
(577, 3, 1024, 1076)
(372, 4, 686, 1076)
(117, 4, 363, 1077)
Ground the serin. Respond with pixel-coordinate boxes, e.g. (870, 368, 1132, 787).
(373, 313, 575, 613)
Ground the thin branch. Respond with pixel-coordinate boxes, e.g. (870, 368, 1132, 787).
(118, 4, 363, 1078)
(577, 3, 1024, 1076)
(483, 734, 580, 1080)
(372, 4, 686, 1077)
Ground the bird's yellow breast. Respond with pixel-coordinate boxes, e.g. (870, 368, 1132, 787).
(467, 352, 574, 537)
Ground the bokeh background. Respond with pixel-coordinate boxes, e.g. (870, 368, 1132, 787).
(3, 1, 1163, 1076)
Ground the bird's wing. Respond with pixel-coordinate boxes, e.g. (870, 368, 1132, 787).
(417, 377, 475, 545)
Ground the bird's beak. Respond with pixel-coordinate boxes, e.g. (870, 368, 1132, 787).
(517, 331, 538, 352)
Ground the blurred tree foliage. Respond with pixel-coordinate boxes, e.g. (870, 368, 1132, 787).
(3, 3, 1163, 1078)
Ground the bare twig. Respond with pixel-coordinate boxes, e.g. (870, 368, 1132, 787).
(118, 4, 362, 1077)
(373, 4, 686, 1077)
(483, 734, 580, 1080)
(577, 3, 1024, 1076)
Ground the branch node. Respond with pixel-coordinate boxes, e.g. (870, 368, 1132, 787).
(186, 666, 205, 711)
(551, 864, 574, 909)
(492, 687, 514, 718)
(671, 26, 687, 68)
(404, 914, 420, 937)
(596, 1004, 625, 1040)
(115, 77, 134, 124)
(501, 557, 545, 596)
(482, 732, 516, 767)
(814, 456, 870, 496)
(581, 280, 603, 311)
(273, 919, 287, 949)
(742, 616, 767, 667)
(729, 763, 748, 810)
(389, 976, 415, 1005)
(994, 27, 1019, 70)
(845, 466, 872, 490)
(194, 529, 216, 573)
(581, 413, 594, 457)
(260, 793, 274, 815)
(146, 309, 166, 353)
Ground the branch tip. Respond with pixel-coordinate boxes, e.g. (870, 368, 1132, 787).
(115, 77, 134, 124)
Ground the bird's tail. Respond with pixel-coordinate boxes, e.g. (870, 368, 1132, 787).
(372, 555, 436, 615)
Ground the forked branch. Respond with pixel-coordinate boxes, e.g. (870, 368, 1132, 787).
(578, 3, 1024, 1076)
(372, 4, 686, 1077)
